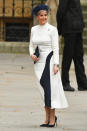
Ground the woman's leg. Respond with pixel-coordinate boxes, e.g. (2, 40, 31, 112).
(49, 109, 55, 124)
(40, 106, 50, 127)
(44, 106, 50, 124)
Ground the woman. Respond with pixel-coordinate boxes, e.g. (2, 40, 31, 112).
(29, 4, 68, 127)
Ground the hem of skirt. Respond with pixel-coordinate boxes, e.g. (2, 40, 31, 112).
(44, 105, 69, 109)
(51, 105, 69, 109)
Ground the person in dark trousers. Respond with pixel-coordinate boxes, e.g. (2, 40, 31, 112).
(56, 0, 87, 91)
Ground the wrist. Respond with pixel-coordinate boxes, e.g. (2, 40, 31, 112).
(54, 64, 59, 67)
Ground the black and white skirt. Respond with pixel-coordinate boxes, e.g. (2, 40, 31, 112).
(34, 51, 68, 109)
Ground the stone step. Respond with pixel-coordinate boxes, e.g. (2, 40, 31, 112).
(84, 20, 87, 27)
(83, 28, 87, 37)
(82, 6, 87, 47)
(0, 42, 29, 54)
(81, 4, 87, 49)
(83, 11, 87, 20)
(83, 45, 87, 54)
(82, 5, 87, 12)
(83, 37, 87, 45)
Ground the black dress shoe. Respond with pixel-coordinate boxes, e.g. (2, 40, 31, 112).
(78, 87, 87, 91)
(63, 84, 75, 91)
(40, 123, 48, 127)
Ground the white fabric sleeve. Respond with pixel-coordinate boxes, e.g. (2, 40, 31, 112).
(29, 28, 34, 55)
(51, 27, 59, 65)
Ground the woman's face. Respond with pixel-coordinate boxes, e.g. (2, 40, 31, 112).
(36, 10, 48, 25)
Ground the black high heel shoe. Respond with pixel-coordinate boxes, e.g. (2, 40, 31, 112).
(40, 122, 49, 127)
(47, 116, 57, 128)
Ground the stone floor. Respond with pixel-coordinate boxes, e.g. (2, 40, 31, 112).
(0, 53, 87, 131)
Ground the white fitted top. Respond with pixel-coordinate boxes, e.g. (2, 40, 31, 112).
(29, 22, 59, 65)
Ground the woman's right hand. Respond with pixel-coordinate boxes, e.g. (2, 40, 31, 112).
(30, 54, 39, 62)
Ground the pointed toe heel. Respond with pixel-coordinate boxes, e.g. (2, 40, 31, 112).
(40, 123, 49, 127)
(48, 116, 57, 128)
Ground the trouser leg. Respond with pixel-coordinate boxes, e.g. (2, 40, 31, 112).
(62, 34, 75, 86)
(73, 33, 87, 88)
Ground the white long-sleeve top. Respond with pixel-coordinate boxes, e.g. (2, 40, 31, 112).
(29, 22, 59, 65)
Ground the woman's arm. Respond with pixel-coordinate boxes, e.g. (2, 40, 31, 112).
(51, 27, 59, 74)
(29, 28, 39, 62)
(29, 28, 34, 56)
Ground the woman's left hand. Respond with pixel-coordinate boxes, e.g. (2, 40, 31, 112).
(53, 65, 59, 75)
(30, 54, 39, 62)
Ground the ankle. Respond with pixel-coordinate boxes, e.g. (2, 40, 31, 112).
(44, 120, 49, 124)
(49, 119, 55, 124)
